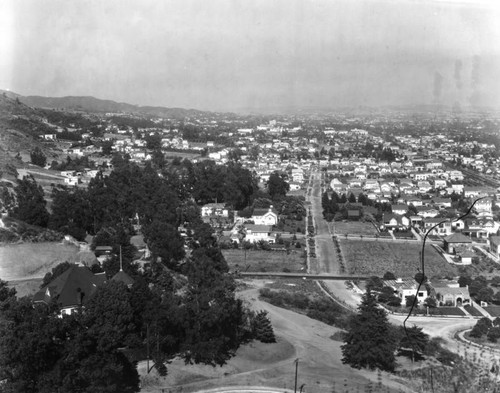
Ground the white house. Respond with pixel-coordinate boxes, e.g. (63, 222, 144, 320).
(384, 278, 428, 304)
(201, 203, 229, 218)
(251, 207, 278, 226)
(244, 225, 274, 243)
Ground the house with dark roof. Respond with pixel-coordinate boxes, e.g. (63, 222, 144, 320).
(392, 204, 408, 215)
(33, 265, 106, 315)
(111, 269, 134, 288)
(443, 233, 472, 254)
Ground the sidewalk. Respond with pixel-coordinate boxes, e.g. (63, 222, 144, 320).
(410, 227, 422, 241)
(474, 245, 500, 264)
(471, 300, 491, 318)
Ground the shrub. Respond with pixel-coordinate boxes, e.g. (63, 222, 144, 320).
(487, 326, 500, 343)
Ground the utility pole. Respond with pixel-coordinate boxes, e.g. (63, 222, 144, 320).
(294, 358, 299, 393)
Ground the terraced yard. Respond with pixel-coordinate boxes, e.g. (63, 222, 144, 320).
(340, 239, 457, 279)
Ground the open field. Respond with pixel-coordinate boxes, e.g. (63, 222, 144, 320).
(333, 221, 379, 236)
(340, 239, 457, 278)
(0, 242, 80, 282)
(222, 249, 306, 273)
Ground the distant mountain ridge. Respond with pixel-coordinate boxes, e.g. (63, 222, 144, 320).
(0, 90, 212, 119)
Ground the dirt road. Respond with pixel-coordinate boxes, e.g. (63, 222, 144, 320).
(142, 281, 415, 393)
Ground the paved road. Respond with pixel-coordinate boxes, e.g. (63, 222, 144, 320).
(306, 168, 500, 366)
(308, 170, 361, 309)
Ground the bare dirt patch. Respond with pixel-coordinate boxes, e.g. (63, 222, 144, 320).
(0, 242, 80, 281)
(333, 220, 379, 236)
(222, 249, 306, 273)
(7, 278, 43, 297)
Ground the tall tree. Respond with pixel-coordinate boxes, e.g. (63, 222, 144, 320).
(180, 247, 244, 366)
(30, 147, 47, 167)
(252, 310, 276, 343)
(143, 219, 185, 269)
(49, 186, 91, 240)
(267, 172, 290, 201)
(10, 175, 50, 227)
(341, 290, 397, 372)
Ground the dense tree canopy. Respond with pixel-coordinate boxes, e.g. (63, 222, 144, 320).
(30, 147, 47, 167)
(267, 172, 290, 201)
(9, 175, 50, 227)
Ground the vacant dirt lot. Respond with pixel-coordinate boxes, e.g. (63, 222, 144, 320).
(0, 242, 80, 296)
(333, 221, 379, 236)
(222, 249, 306, 273)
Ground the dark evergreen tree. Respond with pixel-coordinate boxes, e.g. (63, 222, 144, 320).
(398, 325, 429, 361)
(252, 310, 276, 343)
(341, 290, 397, 372)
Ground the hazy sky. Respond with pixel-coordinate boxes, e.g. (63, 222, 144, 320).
(1, 0, 500, 111)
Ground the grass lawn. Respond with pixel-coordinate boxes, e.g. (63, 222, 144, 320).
(483, 306, 500, 317)
(340, 239, 457, 279)
(414, 307, 466, 316)
(333, 221, 379, 236)
(0, 242, 80, 281)
(393, 231, 415, 240)
(279, 218, 306, 234)
(222, 249, 306, 273)
(464, 305, 484, 317)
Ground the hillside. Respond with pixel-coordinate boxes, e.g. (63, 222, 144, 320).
(0, 94, 58, 180)
(1, 90, 212, 119)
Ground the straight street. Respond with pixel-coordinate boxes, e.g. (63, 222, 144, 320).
(308, 169, 362, 309)
(306, 168, 494, 364)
